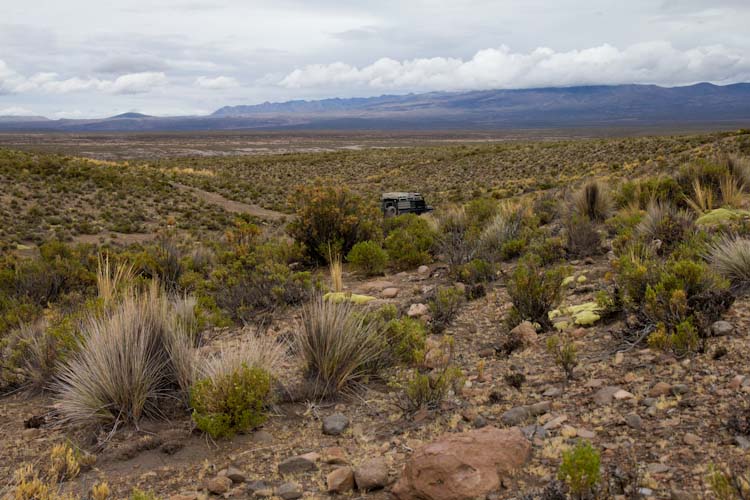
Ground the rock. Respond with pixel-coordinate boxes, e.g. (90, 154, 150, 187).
(473, 415, 487, 428)
(543, 415, 567, 430)
(614, 351, 624, 364)
(276, 482, 303, 500)
(251, 430, 273, 443)
(223, 466, 246, 483)
(711, 320, 734, 337)
(577, 428, 596, 439)
(683, 433, 700, 446)
(323, 413, 350, 436)
(510, 321, 537, 346)
(649, 382, 672, 397)
(593, 386, 622, 405)
(247, 481, 269, 495)
(543, 387, 562, 397)
(521, 425, 547, 440)
(730, 375, 746, 390)
(392, 427, 531, 500)
(407, 303, 429, 318)
(418, 265, 430, 275)
(625, 413, 643, 430)
(253, 489, 273, 498)
(586, 379, 605, 388)
(735, 435, 750, 451)
(501, 401, 550, 426)
(561, 425, 577, 438)
(671, 384, 689, 396)
(278, 453, 318, 475)
(382, 287, 400, 298)
(207, 476, 232, 495)
(354, 457, 389, 491)
(327, 467, 355, 493)
(614, 389, 634, 400)
(647, 463, 670, 474)
(322, 446, 348, 464)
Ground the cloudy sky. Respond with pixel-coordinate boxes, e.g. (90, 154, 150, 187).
(1, 0, 749, 118)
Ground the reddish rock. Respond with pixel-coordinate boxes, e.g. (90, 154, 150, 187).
(392, 426, 531, 500)
(354, 457, 389, 491)
(510, 321, 537, 347)
(327, 466, 355, 493)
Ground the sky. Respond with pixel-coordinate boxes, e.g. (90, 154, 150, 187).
(1, 0, 749, 118)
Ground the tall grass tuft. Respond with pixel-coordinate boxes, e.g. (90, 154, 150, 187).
(295, 295, 384, 398)
(96, 255, 134, 308)
(53, 282, 198, 426)
(684, 179, 715, 215)
(720, 174, 745, 208)
(708, 235, 750, 289)
(328, 250, 343, 293)
(573, 181, 611, 222)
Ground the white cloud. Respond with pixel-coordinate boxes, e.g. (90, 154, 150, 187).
(0, 61, 168, 95)
(195, 75, 240, 89)
(279, 41, 750, 91)
(0, 106, 35, 116)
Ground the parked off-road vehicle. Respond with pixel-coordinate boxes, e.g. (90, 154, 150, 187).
(381, 192, 433, 217)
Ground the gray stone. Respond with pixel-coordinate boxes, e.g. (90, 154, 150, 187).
(735, 435, 750, 451)
(251, 430, 273, 443)
(671, 384, 689, 396)
(473, 415, 487, 428)
(278, 454, 318, 475)
(521, 424, 548, 440)
(593, 386, 622, 405)
(246, 481, 269, 495)
(501, 401, 550, 426)
(354, 457, 389, 491)
(711, 320, 734, 337)
(417, 265, 430, 275)
(276, 482, 303, 500)
(322, 413, 350, 436)
(625, 413, 643, 430)
(223, 466, 246, 483)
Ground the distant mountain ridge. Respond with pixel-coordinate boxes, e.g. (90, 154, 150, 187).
(2, 83, 750, 132)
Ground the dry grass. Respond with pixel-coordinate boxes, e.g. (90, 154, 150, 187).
(295, 295, 384, 398)
(197, 335, 285, 385)
(53, 283, 198, 426)
(685, 179, 715, 215)
(708, 235, 750, 289)
(328, 250, 343, 293)
(720, 174, 745, 208)
(573, 181, 611, 222)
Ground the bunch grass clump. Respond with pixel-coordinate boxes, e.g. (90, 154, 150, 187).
(573, 181, 611, 222)
(53, 282, 198, 426)
(295, 296, 385, 398)
(708, 235, 750, 289)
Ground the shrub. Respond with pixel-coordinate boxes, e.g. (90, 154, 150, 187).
(558, 441, 601, 498)
(455, 258, 495, 284)
(428, 287, 465, 333)
(564, 214, 602, 258)
(131, 489, 161, 500)
(437, 207, 476, 270)
(506, 255, 568, 330)
(528, 235, 566, 265)
(191, 364, 272, 438)
(478, 211, 523, 263)
(401, 364, 463, 411)
(706, 464, 750, 500)
(647, 319, 700, 356)
(546, 334, 578, 381)
(636, 202, 694, 253)
(384, 214, 436, 270)
(347, 240, 387, 276)
(573, 181, 610, 222)
(465, 197, 499, 231)
(295, 296, 385, 398)
(384, 316, 427, 365)
(53, 284, 198, 426)
(533, 193, 559, 225)
(287, 184, 380, 263)
(708, 235, 750, 289)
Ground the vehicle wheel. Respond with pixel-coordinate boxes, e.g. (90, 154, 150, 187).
(384, 206, 397, 217)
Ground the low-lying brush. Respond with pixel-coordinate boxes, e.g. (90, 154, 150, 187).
(506, 254, 568, 330)
(346, 240, 387, 276)
(429, 287, 465, 333)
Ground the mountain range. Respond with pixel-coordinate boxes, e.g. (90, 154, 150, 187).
(1, 83, 749, 132)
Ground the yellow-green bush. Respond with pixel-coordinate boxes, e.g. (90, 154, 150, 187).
(347, 240, 388, 276)
(507, 254, 568, 330)
(384, 214, 436, 270)
(558, 441, 601, 497)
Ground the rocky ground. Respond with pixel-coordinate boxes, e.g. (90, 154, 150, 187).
(2, 254, 749, 499)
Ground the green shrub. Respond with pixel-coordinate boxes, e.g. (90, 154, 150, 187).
(287, 184, 380, 263)
(500, 237, 527, 260)
(558, 441, 601, 498)
(478, 211, 524, 263)
(615, 177, 683, 209)
(546, 334, 578, 381)
(384, 214, 436, 270)
(564, 214, 602, 258)
(455, 258, 495, 284)
(191, 364, 272, 438)
(437, 207, 476, 270)
(506, 255, 568, 330)
(347, 240, 388, 276)
(130, 489, 161, 500)
(429, 287, 465, 333)
(384, 316, 427, 365)
(528, 235, 566, 265)
(465, 197, 499, 231)
(400, 364, 463, 411)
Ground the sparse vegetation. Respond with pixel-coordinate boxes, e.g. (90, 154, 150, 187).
(558, 441, 601, 498)
(506, 254, 568, 330)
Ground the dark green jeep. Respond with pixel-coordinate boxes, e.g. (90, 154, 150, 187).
(381, 192, 433, 217)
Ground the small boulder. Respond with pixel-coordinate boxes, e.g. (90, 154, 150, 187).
(223, 466, 246, 483)
(323, 413, 350, 436)
(407, 303, 429, 318)
(648, 382, 672, 397)
(382, 287, 400, 298)
(392, 426, 531, 500)
(322, 446, 348, 464)
(207, 476, 232, 495)
(625, 413, 643, 430)
(593, 386, 622, 405)
(354, 457, 389, 491)
(276, 482, 303, 500)
(327, 467, 355, 493)
(418, 265, 430, 275)
(711, 320, 734, 337)
(278, 453, 318, 475)
(510, 321, 537, 347)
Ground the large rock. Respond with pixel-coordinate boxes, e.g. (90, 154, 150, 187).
(392, 426, 531, 500)
(354, 457, 389, 491)
(207, 476, 232, 495)
(278, 453, 318, 475)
